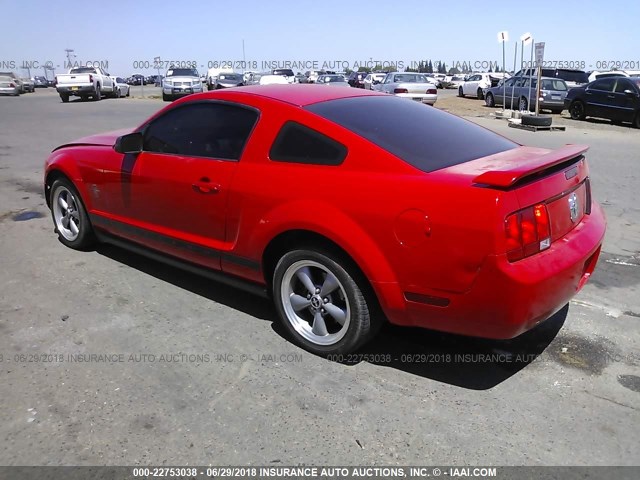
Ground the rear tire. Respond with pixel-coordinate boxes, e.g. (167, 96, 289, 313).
(60, 93, 69, 103)
(569, 100, 586, 120)
(519, 96, 529, 111)
(477, 88, 484, 100)
(633, 112, 640, 129)
(458, 87, 464, 97)
(485, 92, 495, 107)
(273, 249, 378, 356)
(93, 84, 101, 101)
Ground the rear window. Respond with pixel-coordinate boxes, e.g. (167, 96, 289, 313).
(541, 79, 567, 91)
(70, 67, 96, 74)
(306, 96, 518, 173)
(556, 70, 588, 83)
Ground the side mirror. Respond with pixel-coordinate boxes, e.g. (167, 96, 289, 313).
(623, 89, 636, 96)
(114, 132, 143, 154)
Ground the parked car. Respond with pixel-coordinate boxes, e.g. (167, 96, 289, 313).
(347, 71, 367, 88)
(206, 67, 234, 90)
(0, 75, 20, 96)
(516, 68, 588, 88)
(363, 73, 386, 90)
(448, 75, 466, 89)
(127, 74, 146, 85)
(272, 68, 295, 83)
(377, 72, 438, 105)
(459, 73, 505, 99)
(112, 77, 130, 97)
(587, 71, 628, 83)
(20, 77, 35, 92)
(213, 73, 245, 89)
(56, 66, 117, 102)
(305, 70, 325, 83)
(43, 85, 605, 356)
(34, 76, 49, 88)
(258, 74, 289, 85)
(484, 76, 568, 113)
(565, 77, 640, 128)
(315, 74, 350, 87)
(162, 67, 203, 101)
(294, 73, 308, 83)
(0, 72, 25, 93)
(46, 78, 56, 87)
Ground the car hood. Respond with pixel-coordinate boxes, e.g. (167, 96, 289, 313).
(53, 128, 133, 151)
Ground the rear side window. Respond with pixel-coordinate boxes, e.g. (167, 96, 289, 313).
(270, 121, 347, 166)
(541, 79, 567, 91)
(307, 96, 517, 173)
(590, 78, 616, 92)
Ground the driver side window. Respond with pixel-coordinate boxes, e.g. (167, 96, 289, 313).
(143, 102, 258, 160)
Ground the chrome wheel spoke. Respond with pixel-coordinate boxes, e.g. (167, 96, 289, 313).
(58, 195, 68, 210)
(324, 303, 347, 326)
(290, 293, 311, 312)
(296, 267, 317, 295)
(69, 218, 79, 235)
(320, 272, 340, 297)
(61, 214, 70, 229)
(311, 311, 328, 336)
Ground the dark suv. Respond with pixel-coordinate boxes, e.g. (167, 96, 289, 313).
(347, 71, 367, 88)
(515, 68, 588, 88)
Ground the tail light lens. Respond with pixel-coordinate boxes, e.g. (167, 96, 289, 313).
(505, 203, 551, 262)
(427, 88, 437, 94)
(394, 88, 408, 94)
(9, 82, 15, 87)
(89, 74, 93, 83)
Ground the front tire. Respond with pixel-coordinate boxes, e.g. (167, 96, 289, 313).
(273, 249, 374, 356)
(519, 96, 529, 111)
(458, 87, 464, 97)
(477, 88, 484, 100)
(162, 92, 171, 102)
(50, 178, 95, 249)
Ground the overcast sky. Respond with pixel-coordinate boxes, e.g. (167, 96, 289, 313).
(1, 0, 639, 77)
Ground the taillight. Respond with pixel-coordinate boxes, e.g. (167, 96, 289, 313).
(426, 88, 437, 94)
(89, 74, 93, 83)
(9, 82, 15, 87)
(505, 203, 551, 262)
(394, 88, 408, 94)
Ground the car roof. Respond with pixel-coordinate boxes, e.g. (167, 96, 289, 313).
(201, 84, 384, 106)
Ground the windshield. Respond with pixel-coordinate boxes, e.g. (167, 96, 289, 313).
(306, 96, 517, 173)
(273, 69, 294, 76)
(326, 76, 346, 82)
(166, 68, 199, 77)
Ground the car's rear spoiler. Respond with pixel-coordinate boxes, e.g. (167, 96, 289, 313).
(473, 144, 589, 188)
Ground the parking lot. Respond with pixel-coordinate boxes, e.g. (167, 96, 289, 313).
(0, 89, 639, 467)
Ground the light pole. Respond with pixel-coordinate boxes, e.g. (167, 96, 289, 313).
(497, 31, 508, 111)
(520, 33, 532, 111)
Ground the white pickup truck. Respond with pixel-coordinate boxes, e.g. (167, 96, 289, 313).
(56, 66, 116, 102)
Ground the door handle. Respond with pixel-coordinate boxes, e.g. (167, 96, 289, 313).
(192, 177, 220, 194)
(607, 95, 615, 99)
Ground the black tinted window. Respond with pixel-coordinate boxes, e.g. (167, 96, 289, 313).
(556, 70, 588, 83)
(143, 102, 258, 160)
(306, 96, 517, 173)
(590, 79, 616, 92)
(614, 79, 634, 93)
(270, 122, 347, 166)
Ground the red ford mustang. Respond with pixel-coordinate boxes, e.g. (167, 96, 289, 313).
(44, 85, 606, 355)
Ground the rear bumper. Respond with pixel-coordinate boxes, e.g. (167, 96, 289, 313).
(57, 85, 95, 95)
(380, 202, 606, 339)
